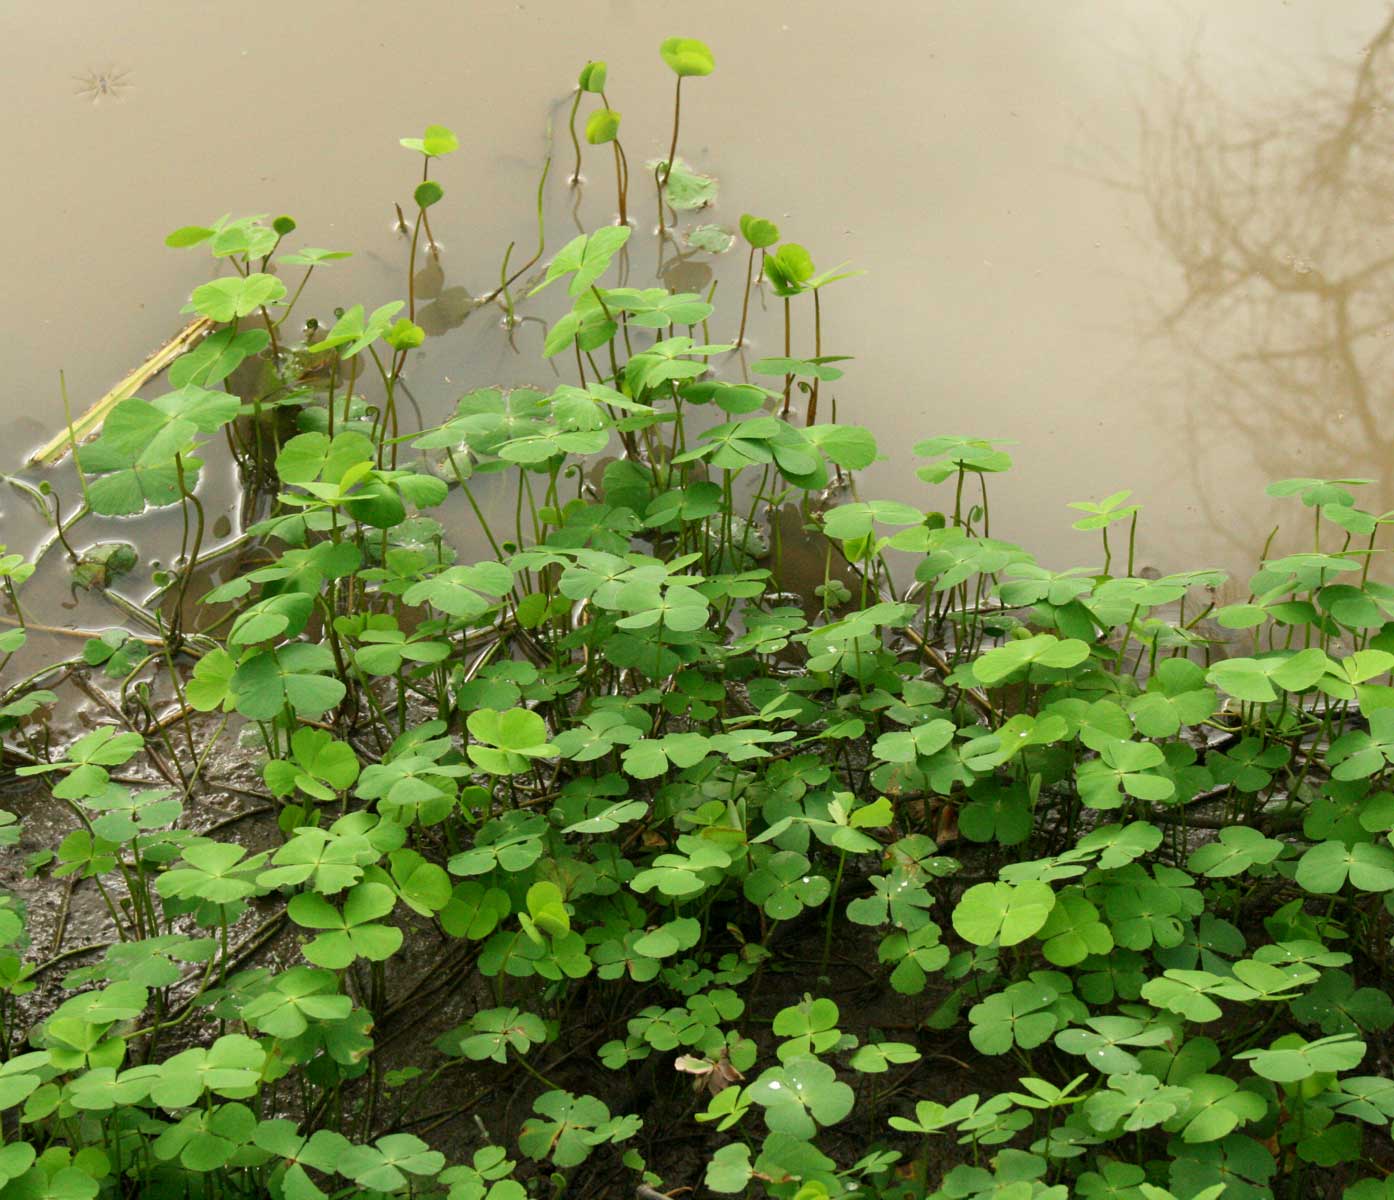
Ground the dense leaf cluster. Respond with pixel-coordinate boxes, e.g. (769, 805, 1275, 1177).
(3, 41, 1394, 1200)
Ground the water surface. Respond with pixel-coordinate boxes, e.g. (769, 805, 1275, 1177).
(2, 0, 1389, 613)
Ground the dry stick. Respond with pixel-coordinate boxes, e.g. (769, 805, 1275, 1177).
(414, 1026, 610, 1138)
(67, 674, 183, 789)
(122, 912, 288, 1038)
(807, 288, 823, 426)
(28, 942, 110, 983)
(31, 318, 214, 466)
(49, 877, 76, 953)
(0, 616, 164, 646)
(199, 805, 275, 836)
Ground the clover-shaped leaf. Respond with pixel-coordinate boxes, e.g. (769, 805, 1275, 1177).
(1291, 969, 1394, 1035)
(448, 813, 548, 876)
(339, 1134, 445, 1192)
(256, 825, 376, 891)
(1236, 1033, 1366, 1082)
(518, 1090, 636, 1168)
(743, 852, 829, 921)
(878, 923, 950, 995)
(1068, 488, 1140, 531)
(973, 634, 1091, 685)
(1055, 1016, 1172, 1075)
(846, 871, 933, 931)
(239, 966, 352, 1038)
(440, 882, 512, 940)
(952, 880, 1055, 947)
(230, 644, 346, 721)
(1208, 736, 1290, 793)
(82, 785, 181, 842)
(1329, 708, 1394, 780)
(18, 726, 144, 800)
(848, 1042, 920, 1073)
(631, 836, 733, 899)
(821, 499, 924, 542)
(772, 996, 842, 1060)
(263, 727, 360, 801)
(438, 1007, 547, 1064)
(157, 840, 270, 905)
(747, 1055, 854, 1138)
(189, 273, 287, 322)
(400, 123, 459, 156)
(1129, 657, 1218, 737)
(1296, 839, 1394, 894)
(1207, 650, 1329, 703)
(531, 227, 632, 298)
(149, 1034, 265, 1108)
(467, 707, 559, 776)
(1084, 1072, 1188, 1132)
(968, 981, 1060, 1055)
(1037, 889, 1113, 966)
(1076, 739, 1175, 809)
(1188, 826, 1283, 878)
(287, 881, 402, 969)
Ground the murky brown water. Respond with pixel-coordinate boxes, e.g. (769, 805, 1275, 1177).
(2, 0, 1391, 641)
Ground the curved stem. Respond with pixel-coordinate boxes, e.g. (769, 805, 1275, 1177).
(170, 454, 206, 648)
(612, 141, 627, 225)
(780, 297, 793, 416)
(662, 77, 683, 187)
(276, 266, 316, 329)
(736, 244, 758, 348)
(407, 211, 424, 322)
(656, 76, 684, 237)
(420, 159, 439, 255)
(615, 139, 630, 223)
(484, 156, 552, 304)
(567, 88, 583, 183)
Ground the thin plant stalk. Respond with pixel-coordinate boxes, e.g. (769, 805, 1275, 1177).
(736, 246, 759, 347)
(420, 159, 439, 256)
(612, 141, 629, 225)
(597, 90, 631, 225)
(820, 847, 848, 977)
(657, 76, 684, 234)
(567, 88, 584, 183)
(486, 156, 552, 306)
(780, 297, 793, 416)
(169, 453, 205, 648)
